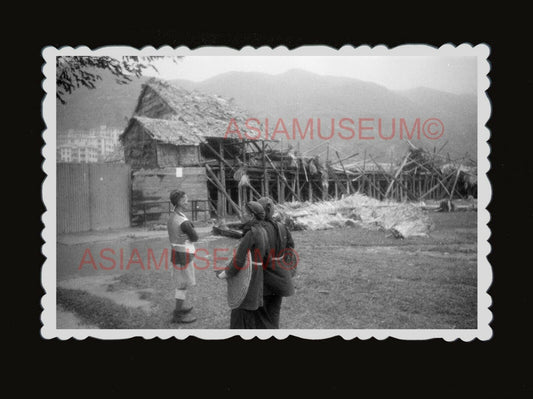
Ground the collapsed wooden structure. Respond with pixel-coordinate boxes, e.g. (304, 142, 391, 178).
(324, 143, 477, 203)
(121, 78, 477, 224)
(215, 141, 477, 214)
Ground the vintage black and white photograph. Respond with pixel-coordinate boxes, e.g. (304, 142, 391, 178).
(41, 45, 491, 339)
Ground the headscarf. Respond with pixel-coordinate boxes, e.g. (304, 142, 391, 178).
(257, 197, 275, 221)
(257, 197, 283, 249)
(242, 201, 266, 234)
(241, 201, 268, 257)
(245, 201, 265, 221)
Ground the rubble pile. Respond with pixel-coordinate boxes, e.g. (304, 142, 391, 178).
(275, 193, 433, 238)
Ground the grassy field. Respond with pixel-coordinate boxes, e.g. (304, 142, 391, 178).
(57, 211, 477, 329)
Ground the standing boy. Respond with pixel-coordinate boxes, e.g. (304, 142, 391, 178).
(167, 190, 198, 324)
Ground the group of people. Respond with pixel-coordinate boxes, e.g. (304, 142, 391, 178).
(167, 190, 297, 329)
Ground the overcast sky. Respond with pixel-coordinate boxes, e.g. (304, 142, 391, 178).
(145, 56, 477, 95)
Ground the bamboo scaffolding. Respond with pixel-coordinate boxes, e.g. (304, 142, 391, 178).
(205, 165, 242, 217)
(419, 170, 456, 200)
(369, 156, 417, 200)
(449, 166, 462, 201)
(408, 157, 452, 198)
(200, 135, 473, 215)
(331, 169, 349, 196)
(263, 152, 301, 201)
(384, 152, 410, 199)
(218, 141, 226, 216)
(335, 151, 355, 194)
(330, 152, 359, 166)
(262, 140, 268, 196)
(350, 167, 385, 198)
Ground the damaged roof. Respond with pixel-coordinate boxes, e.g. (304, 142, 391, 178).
(123, 78, 257, 144)
(132, 116, 202, 145)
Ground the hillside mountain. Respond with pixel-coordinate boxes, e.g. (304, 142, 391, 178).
(57, 69, 477, 161)
(173, 69, 419, 118)
(399, 87, 477, 156)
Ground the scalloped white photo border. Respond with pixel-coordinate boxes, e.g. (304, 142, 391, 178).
(41, 44, 492, 340)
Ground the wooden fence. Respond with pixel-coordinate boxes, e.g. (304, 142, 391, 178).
(57, 163, 131, 233)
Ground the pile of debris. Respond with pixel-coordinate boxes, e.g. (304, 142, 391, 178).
(275, 193, 433, 238)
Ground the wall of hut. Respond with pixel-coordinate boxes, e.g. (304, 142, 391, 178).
(122, 123, 158, 169)
(156, 143, 202, 167)
(131, 167, 209, 225)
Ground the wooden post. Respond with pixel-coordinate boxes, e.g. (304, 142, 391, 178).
(337, 173, 349, 196)
(335, 150, 355, 194)
(370, 156, 417, 200)
(449, 166, 462, 201)
(240, 142, 247, 206)
(296, 168, 301, 199)
(419, 171, 457, 200)
(280, 141, 286, 203)
(205, 165, 242, 218)
(263, 152, 300, 200)
(262, 140, 267, 196)
(411, 157, 452, 199)
(362, 150, 367, 195)
(202, 139, 235, 173)
(218, 141, 226, 216)
(276, 174, 281, 203)
(208, 199, 219, 218)
(384, 152, 410, 199)
(350, 165, 384, 198)
(291, 174, 297, 201)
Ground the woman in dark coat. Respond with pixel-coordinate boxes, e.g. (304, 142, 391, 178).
(216, 201, 269, 329)
(256, 197, 296, 328)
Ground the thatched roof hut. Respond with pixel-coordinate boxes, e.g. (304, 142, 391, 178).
(120, 78, 258, 169)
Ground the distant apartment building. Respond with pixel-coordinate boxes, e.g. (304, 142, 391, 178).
(57, 145, 99, 163)
(58, 146, 73, 162)
(57, 126, 122, 163)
